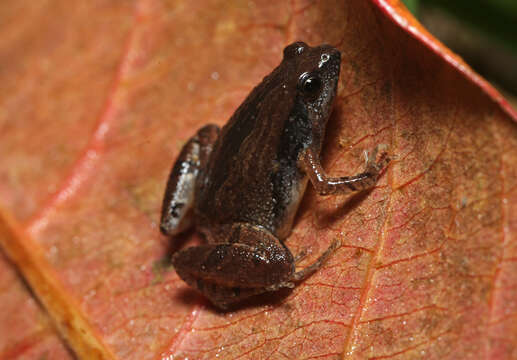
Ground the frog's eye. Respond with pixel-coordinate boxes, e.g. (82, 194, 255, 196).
(299, 72, 322, 97)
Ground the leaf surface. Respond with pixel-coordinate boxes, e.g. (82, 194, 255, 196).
(1, 0, 517, 359)
(0, 250, 73, 359)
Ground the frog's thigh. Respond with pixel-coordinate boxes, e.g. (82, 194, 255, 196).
(160, 124, 220, 235)
(172, 224, 295, 289)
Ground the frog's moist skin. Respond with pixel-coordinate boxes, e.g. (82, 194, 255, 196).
(160, 41, 390, 309)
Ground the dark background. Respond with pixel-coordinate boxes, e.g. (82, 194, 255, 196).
(403, 0, 517, 101)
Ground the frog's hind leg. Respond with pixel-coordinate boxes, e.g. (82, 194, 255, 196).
(160, 124, 220, 236)
(171, 224, 296, 307)
(172, 224, 295, 288)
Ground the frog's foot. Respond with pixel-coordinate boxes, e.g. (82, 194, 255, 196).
(364, 144, 390, 174)
(291, 239, 341, 282)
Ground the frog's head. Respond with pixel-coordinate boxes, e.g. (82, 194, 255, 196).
(282, 41, 341, 141)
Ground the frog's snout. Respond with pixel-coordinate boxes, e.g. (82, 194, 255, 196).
(319, 45, 341, 62)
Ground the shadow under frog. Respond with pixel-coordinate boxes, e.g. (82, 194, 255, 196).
(160, 42, 390, 309)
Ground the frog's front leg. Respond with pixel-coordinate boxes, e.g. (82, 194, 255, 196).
(300, 145, 390, 196)
(160, 124, 219, 235)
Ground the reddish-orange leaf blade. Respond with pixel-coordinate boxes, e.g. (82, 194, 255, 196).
(0, 249, 73, 359)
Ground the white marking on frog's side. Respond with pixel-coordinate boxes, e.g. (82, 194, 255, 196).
(275, 177, 309, 240)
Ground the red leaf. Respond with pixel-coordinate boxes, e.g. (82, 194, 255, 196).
(0, 251, 73, 359)
(1, 0, 516, 359)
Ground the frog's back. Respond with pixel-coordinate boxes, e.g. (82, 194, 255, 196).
(194, 63, 306, 236)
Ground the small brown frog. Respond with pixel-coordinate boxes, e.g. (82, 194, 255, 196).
(160, 42, 389, 309)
